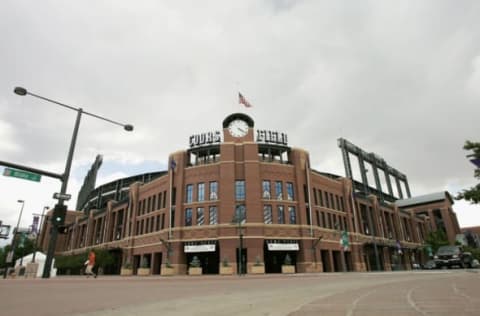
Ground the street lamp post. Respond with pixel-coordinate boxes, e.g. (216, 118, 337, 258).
(31, 206, 49, 263)
(14, 87, 133, 278)
(232, 206, 245, 276)
(3, 200, 25, 278)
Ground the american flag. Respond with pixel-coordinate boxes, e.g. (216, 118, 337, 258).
(238, 92, 252, 108)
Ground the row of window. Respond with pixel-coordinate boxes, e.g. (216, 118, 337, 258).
(314, 209, 348, 231)
(185, 180, 296, 203)
(263, 205, 297, 224)
(262, 181, 295, 200)
(137, 190, 168, 216)
(185, 206, 218, 226)
(136, 213, 166, 235)
(312, 188, 345, 212)
(185, 182, 218, 203)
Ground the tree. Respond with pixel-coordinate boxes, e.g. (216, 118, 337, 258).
(425, 230, 449, 253)
(0, 236, 35, 269)
(456, 140, 480, 204)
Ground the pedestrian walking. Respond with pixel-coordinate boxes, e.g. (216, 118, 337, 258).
(84, 250, 97, 278)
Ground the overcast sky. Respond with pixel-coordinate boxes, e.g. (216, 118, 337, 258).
(1, 1, 479, 245)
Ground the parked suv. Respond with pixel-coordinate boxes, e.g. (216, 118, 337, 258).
(434, 245, 473, 268)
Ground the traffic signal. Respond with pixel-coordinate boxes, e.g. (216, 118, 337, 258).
(52, 204, 67, 226)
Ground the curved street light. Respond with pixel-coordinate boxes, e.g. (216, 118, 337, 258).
(14, 86, 134, 278)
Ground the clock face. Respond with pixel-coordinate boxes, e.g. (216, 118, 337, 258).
(228, 119, 249, 137)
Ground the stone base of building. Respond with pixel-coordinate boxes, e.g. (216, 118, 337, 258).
(120, 268, 133, 276)
(137, 268, 150, 276)
(188, 267, 202, 275)
(250, 265, 265, 274)
(281, 265, 295, 274)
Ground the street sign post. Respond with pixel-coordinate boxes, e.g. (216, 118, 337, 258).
(53, 192, 71, 201)
(3, 167, 41, 182)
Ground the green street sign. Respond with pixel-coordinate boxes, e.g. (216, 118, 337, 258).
(3, 167, 41, 182)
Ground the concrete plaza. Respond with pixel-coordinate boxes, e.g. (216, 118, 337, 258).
(0, 270, 479, 315)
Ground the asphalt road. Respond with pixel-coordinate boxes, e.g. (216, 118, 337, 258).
(1, 270, 479, 316)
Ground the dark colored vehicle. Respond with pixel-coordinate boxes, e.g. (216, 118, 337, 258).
(434, 246, 473, 268)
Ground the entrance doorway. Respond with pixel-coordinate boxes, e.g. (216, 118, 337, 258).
(321, 250, 331, 272)
(186, 250, 219, 274)
(153, 252, 162, 275)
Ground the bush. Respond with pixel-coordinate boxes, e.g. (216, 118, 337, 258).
(222, 257, 230, 267)
(190, 256, 201, 268)
(254, 255, 263, 266)
(284, 254, 292, 266)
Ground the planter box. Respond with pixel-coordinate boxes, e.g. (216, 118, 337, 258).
(161, 267, 175, 276)
(220, 266, 233, 275)
(281, 265, 295, 274)
(188, 267, 202, 276)
(120, 268, 133, 276)
(251, 265, 265, 274)
(137, 267, 150, 276)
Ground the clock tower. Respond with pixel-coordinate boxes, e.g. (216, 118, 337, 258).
(222, 113, 255, 143)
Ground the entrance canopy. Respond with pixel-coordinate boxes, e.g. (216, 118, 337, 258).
(267, 241, 299, 251)
(184, 241, 217, 253)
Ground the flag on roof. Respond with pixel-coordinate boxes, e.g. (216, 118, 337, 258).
(238, 92, 252, 108)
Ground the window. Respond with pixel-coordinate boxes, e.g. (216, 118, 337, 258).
(161, 213, 165, 230)
(185, 208, 192, 226)
(162, 190, 167, 208)
(262, 180, 271, 199)
(340, 197, 345, 211)
(235, 180, 245, 200)
(313, 188, 318, 205)
(336, 195, 340, 211)
(318, 189, 324, 206)
(263, 205, 273, 224)
(210, 181, 218, 200)
(198, 183, 205, 202)
(321, 212, 326, 228)
(288, 206, 296, 224)
(197, 207, 204, 225)
(275, 181, 283, 200)
(316, 210, 321, 226)
(157, 192, 162, 209)
(277, 206, 285, 224)
(209, 206, 218, 225)
(147, 197, 151, 213)
(330, 193, 335, 209)
(186, 184, 193, 203)
(286, 182, 294, 201)
(235, 204, 246, 223)
(324, 192, 330, 208)
(152, 195, 157, 211)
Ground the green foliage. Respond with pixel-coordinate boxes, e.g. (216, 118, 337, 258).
(222, 257, 230, 267)
(425, 230, 449, 254)
(122, 259, 132, 269)
(95, 249, 115, 268)
(284, 254, 292, 266)
(54, 252, 86, 270)
(0, 236, 36, 268)
(189, 255, 201, 268)
(463, 246, 480, 261)
(456, 140, 480, 204)
(140, 257, 149, 268)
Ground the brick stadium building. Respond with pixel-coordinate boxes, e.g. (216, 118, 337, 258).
(39, 113, 461, 275)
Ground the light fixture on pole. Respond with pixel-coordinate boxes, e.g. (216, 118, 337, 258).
(14, 86, 133, 278)
(31, 206, 49, 263)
